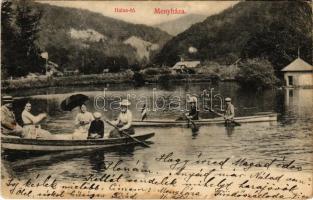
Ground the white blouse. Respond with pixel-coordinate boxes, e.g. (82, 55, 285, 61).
(116, 110, 132, 129)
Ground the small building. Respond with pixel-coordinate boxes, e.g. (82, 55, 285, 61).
(172, 61, 200, 73)
(281, 58, 313, 87)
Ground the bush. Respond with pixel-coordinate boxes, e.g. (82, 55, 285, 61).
(133, 72, 145, 86)
(235, 58, 279, 89)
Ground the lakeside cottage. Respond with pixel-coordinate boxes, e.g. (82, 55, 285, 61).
(281, 58, 313, 87)
(172, 60, 200, 73)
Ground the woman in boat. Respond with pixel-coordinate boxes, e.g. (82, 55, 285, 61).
(109, 99, 134, 138)
(73, 104, 94, 139)
(21, 102, 52, 139)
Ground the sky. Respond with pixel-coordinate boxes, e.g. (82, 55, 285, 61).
(38, 1, 238, 25)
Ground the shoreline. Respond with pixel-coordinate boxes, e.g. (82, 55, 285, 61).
(1, 73, 225, 91)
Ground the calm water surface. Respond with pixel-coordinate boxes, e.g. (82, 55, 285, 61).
(2, 82, 313, 180)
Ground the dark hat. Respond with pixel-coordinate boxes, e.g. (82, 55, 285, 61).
(2, 96, 14, 104)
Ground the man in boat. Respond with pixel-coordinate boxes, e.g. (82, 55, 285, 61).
(186, 96, 199, 120)
(88, 112, 104, 139)
(22, 102, 53, 139)
(109, 99, 135, 138)
(176, 96, 199, 121)
(224, 97, 235, 125)
(1, 96, 23, 137)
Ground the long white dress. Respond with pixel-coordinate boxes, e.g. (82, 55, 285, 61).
(72, 112, 94, 139)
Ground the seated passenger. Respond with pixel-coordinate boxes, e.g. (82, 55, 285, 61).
(1, 96, 23, 137)
(73, 104, 94, 139)
(109, 99, 134, 138)
(22, 102, 52, 139)
(88, 112, 104, 139)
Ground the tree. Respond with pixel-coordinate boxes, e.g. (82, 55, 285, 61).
(14, 0, 43, 76)
(235, 58, 279, 90)
(1, 0, 17, 77)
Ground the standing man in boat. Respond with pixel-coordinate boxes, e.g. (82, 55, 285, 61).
(1, 96, 23, 137)
(109, 99, 134, 138)
(224, 97, 235, 125)
(88, 112, 105, 139)
(21, 102, 53, 139)
(186, 96, 199, 120)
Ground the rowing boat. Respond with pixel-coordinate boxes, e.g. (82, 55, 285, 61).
(132, 113, 277, 127)
(1, 132, 154, 152)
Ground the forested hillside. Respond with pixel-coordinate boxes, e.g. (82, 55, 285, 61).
(155, 1, 312, 72)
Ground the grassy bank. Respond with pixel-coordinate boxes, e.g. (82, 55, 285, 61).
(2, 72, 224, 91)
(1, 71, 134, 91)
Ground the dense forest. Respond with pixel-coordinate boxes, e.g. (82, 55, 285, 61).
(154, 1, 312, 73)
(1, 0, 171, 77)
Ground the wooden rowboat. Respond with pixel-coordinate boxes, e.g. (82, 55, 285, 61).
(132, 113, 278, 127)
(1, 132, 154, 152)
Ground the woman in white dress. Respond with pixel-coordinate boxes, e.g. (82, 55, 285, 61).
(21, 102, 52, 139)
(72, 104, 94, 139)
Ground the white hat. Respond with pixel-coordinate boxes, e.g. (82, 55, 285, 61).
(120, 99, 131, 106)
(93, 112, 102, 119)
(187, 96, 197, 103)
(225, 97, 231, 102)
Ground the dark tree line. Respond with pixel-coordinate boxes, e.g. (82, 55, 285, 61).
(1, 0, 44, 77)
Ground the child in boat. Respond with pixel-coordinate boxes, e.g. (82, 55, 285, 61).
(21, 102, 53, 139)
(109, 99, 134, 138)
(88, 112, 104, 139)
(73, 104, 94, 139)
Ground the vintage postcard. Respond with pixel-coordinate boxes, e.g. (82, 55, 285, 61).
(1, 0, 312, 199)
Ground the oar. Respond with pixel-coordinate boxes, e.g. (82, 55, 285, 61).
(105, 120, 150, 148)
(184, 114, 199, 132)
(208, 109, 241, 126)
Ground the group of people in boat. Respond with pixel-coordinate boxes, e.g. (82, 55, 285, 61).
(0, 96, 135, 140)
(1, 95, 235, 140)
(72, 99, 134, 139)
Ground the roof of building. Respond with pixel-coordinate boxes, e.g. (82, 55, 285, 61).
(172, 61, 200, 69)
(281, 58, 313, 72)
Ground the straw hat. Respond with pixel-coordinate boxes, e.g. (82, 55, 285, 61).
(120, 99, 131, 106)
(2, 96, 13, 104)
(187, 96, 197, 103)
(225, 97, 231, 102)
(93, 112, 102, 119)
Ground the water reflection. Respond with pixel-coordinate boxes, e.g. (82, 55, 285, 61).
(284, 88, 313, 119)
(89, 151, 106, 173)
(2, 83, 313, 180)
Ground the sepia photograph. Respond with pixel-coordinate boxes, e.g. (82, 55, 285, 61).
(1, 0, 312, 199)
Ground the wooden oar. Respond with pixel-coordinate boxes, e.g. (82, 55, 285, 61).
(105, 120, 150, 148)
(208, 109, 241, 126)
(184, 114, 199, 132)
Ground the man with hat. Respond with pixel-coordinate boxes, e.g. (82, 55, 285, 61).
(109, 99, 135, 138)
(88, 112, 105, 139)
(224, 97, 235, 124)
(1, 96, 23, 137)
(186, 96, 199, 120)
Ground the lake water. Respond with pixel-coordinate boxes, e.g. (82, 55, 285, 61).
(2, 82, 313, 181)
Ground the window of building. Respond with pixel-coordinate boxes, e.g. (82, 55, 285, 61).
(288, 76, 293, 86)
